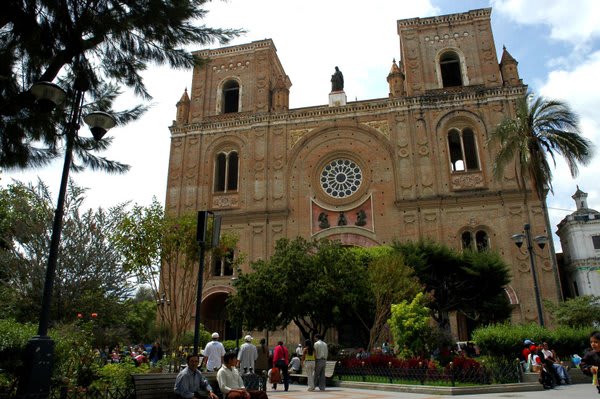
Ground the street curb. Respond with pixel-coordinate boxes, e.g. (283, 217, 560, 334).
(331, 381, 544, 395)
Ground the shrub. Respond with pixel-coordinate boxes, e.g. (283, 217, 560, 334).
(0, 319, 37, 392)
(89, 360, 145, 390)
(472, 323, 590, 360)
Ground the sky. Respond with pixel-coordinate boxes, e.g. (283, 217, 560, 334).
(3, 0, 600, 251)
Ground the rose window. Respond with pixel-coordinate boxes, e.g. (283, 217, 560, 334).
(320, 159, 362, 198)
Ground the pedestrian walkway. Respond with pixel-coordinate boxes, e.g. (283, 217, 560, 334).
(265, 382, 593, 399)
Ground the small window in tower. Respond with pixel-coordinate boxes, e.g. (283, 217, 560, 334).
(227, 152, 239, 191)
(448, 128, 480, 173)
(214, 151, 239, 193)
(462, 129, 479, 170)
(223, 80, 240, 113)
(214, 153, 227, 192)
(213, 249, 235, 276)
(448, 129, 464, 172)
(440, 51, 463, 87)
(592, 235, 600, 250)
(475, 230, 489, 251)
(461, 231, 472, 250)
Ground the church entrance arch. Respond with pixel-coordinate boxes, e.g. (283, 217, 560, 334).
(200, 288, 236, 341)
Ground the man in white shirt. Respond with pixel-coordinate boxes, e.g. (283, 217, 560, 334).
(237, 335, 258, 373)
(217, 352, 268, 399)
(313, 334, 328, 391)
(203, 332, 226, 371)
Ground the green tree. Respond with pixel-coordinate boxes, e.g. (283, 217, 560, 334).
(388, 292, 433, 357)
(391, 240, 512, 330)
(227, 237, 371, 340)
(353, 246, 422, 351)
(490, 93, 593, 202)
(0, 180, 134, 326)
(113, 202, 242, 348)
(544, 295, 600, 327)
(1, 0, 242, 169)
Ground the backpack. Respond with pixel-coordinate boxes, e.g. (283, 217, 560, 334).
(269, 367, 281, 383)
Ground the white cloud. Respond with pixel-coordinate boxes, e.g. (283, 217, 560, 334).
(492, 0, 600, 46)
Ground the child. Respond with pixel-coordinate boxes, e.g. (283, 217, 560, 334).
(268, 366, 281, 390)
(581, 331, 600, 395)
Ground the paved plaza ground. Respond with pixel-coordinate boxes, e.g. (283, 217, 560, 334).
(264, 382, 596, 399)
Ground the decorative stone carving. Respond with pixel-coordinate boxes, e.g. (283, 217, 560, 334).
(289, 128, 313, 149)
(318, 212, 330, 229)
(364, 120, 390, 139)
(213, 194, 239, 209)
(450, 172, 485, 190)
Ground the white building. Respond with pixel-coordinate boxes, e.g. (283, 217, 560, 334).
(556, 187, 600, 296)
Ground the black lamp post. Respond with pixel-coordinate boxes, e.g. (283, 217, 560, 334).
(193, 211, 221, 355)
(511, 223, 548, 327)
(18, 78, 116, 399)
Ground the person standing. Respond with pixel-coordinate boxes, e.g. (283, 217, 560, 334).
(237, 335, 258, 374)
(313, 334, 328, 391)
(302, 339, 316, 391)
(174, 354, 219, 399)
(272, 341, 289, 391)
(203, 332, 226, 371)
(149, 340, 164, 367)
(255, 338, 269, 374)
(217, 352, 268, 399)
(295, 344, 303, 357)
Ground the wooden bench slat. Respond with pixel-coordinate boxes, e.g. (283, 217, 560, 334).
(289, 360, 337, 378)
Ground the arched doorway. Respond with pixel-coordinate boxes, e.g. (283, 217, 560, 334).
(200, 291, 237, 340)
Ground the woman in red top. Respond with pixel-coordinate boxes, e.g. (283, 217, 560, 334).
(272, 341, 289, 391)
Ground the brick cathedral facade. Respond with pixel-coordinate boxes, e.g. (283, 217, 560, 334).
(165, 8, 559, 342)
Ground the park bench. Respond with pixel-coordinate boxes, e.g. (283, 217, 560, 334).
(288, 360, 338, 384)
(132, 371, 222, 399)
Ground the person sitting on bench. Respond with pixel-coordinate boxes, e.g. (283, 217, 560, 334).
(217, 352, 268, 399)
(174, 354, 219, 399)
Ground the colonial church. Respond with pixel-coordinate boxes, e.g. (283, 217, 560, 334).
(164, 8, 559, 343)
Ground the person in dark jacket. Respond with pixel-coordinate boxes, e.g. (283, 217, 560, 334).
(149, 340, 164, 367)
(581, 331, 600, 395)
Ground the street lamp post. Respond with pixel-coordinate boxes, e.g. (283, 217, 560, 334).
(18, 78, 117, 399)
(511, 223, 548, 327)
(193, 211, 221, 355)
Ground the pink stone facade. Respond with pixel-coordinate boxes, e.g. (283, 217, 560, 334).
(164, 8, 558, 342)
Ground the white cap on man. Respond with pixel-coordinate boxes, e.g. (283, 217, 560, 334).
(245, 335, 253, 342)
(212, 332, 219, 339)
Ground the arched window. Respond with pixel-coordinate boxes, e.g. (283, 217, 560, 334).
(448, 128, 480, 172)
(475, 231, 489, 251)
(222, 80, 239, 113)
(440, 51, 463, 87)
(214, 151, 239, 193)
(461, 230, 490, 252)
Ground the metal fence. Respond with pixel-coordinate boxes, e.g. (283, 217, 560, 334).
(334, 360, 522, 386)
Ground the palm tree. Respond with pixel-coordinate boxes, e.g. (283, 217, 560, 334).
(490, 93, 593, 201)
(490, 92, 594, 301)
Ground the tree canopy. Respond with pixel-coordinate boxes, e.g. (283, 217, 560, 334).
(544, 295, 600, 328)
(1, 0, 243, 169)
(0, 179, 134, 327)
(391, 240, 512, 329)
(227, 237, 371, 340)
